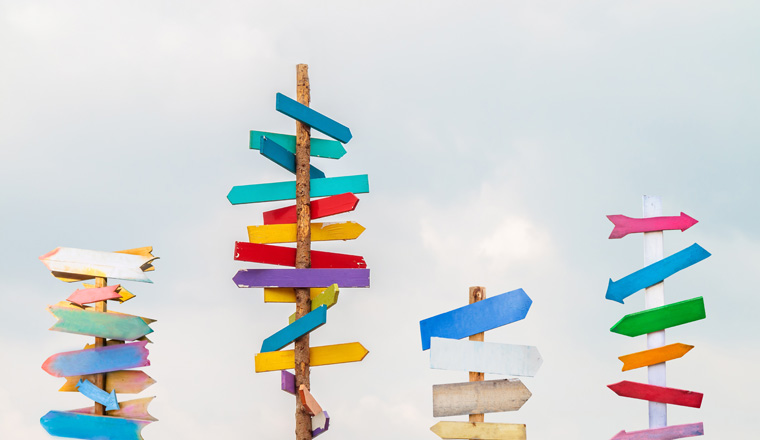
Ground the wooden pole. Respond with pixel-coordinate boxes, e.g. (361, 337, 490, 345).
(294, 63, 313, 440)
(643, 195, 667, 428)
(93, 276, 108, 416)
(468, 286, 486, 431)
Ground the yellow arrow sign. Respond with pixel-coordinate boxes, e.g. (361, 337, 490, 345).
(255, 342, 368, 373)
(82, 283, 135, 303)
(59, 371, 156, 394)
(247, 222, 365, 244)
(288, 285, 339, 324)
(264, 287, 328, 303)
(619, 343, 694, 371)
(430, 421, 526, 440)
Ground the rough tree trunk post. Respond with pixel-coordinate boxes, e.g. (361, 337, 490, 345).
(294, 63, 313, 440)
(468, 286, 486, 435)
(93, 276, 108, 416)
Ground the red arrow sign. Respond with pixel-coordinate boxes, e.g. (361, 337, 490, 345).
(606, 212, 698, 239)
(234, 242, 366, 268)
(263, 193, 359, 225)
(66, 285, 121, 306)
(607, 381, 703, 408)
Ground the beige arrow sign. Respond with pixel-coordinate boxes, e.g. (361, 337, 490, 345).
(432, 379, 531, 417)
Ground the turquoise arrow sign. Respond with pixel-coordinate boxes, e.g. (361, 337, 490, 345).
(77, 379, 120, 411)
(261, 305, 328, 353)
(606, 243, 710, 304)
(276, 93, 353, 143)
(250, 130, 346, 159)
(48, 304, 153, 341)
(260, 136, 325, 179)
(40, 411, 150, 440)
(227, 174, 369, 205)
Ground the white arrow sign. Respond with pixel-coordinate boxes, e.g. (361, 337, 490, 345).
(430, 337, 543, 377)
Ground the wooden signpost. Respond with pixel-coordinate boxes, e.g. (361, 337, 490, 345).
(604, 196, 708, 439)
(228, 64, 370, 439)
(420, 286, 539, 439)
(39, 247, 158, 439)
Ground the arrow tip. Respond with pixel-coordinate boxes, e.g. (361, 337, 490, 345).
(605, 279, 624, 304)
(680, 212, 699, 231)
(610, 430, 627, 440)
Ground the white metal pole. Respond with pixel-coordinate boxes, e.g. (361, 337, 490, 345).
(643, 195, 667, 428)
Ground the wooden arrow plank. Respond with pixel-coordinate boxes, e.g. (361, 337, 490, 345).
(419, 288, 532, 351)
(264, 193, 359, 224)
(429, 337, 542, 377)
(276, 93, 352, 143)
(59, 371, 156, 394)
(227, 174, 369, 205)
(261, 305, 328, 352)
(40, 247, 157, 283)
(605, 243, 710, 303)
(433, 379, 532, 417)
(608, 381, 703, 408)
(83, 283, 135, 303)
(312, 411, 330, 437)
(298, 384, 323, 416)
(619, 343, 694, 371)
(255, 342, 368, 372)
(289, 285, 339, 324)
(281, 370, 297, 395)
(42, 341, 150, 378)
(48, 304, 153, 341)
(70, 396, 158, 422)
(260, 136, 326, 179)
(67, 285, 121, 306)
(611, 297, 706, 337)
(40, 411, 150, 440)
(264, 287, 327, 303)
(247, 221, 365, 244)
(234, 268, 370, 288)
(250, 130, 346, 159)
(235, 242, 366, 268)
(607, 212, 699, 239)
(611, 422, 704, 440)
(51, 300, 156, 327)
(430, 421, 527, 440)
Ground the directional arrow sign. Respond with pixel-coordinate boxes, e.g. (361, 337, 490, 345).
(40, 411, 150, 440)
(433, 379, 531, 417)
(40, 247, 157, 283)
(611, 297, 706, 337)
(264, 193, 359, 225)
(619, 343, 694, 371)
(234, 268, 370, 288)
(610, 422, 704, 440)
(260, 136, 326, 179)
(250, 130, 346, 159)
(419, 288, 532, 351)
(312, 411, 330, 438)
(71, 396, 158, 422)
(227, 174, 369, 205)
(247, 221, 365, 244)
(236, 242, 366, 269)
(429, 337, 542, 377)
(276, 93, 352, 143)
(281, 370, 297, 395)
(48, 304, 153, 341)
(299, 384, 323, 416)
(607, 212, 699, 239)
(261, 305, 328, 353)
(608, 381, 703, 408)
(430, 421, 527, 440)
(83, 283, 135, 303)
(77, 379, 120, 411)
(289, 285, 339, 324)
(60, 371, 156, 394)
(67, 285, 121, 306)
(42, 341, 150, 378)
(606, 243, 710, 303)
(255, 342, 368, 372)
(264, 287, 328, 303)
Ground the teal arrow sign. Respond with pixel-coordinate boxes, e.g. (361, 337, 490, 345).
(77, 379, 120, 411)
(261, 305, 328, 353)
(48, 304, 153, 341)
(276, 93, 352, 143)
(260, 136, 325, 179)
(227, 174, 369, 205)
(250, 130, 346, 159)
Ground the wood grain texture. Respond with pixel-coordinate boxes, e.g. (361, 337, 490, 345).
(607, 212, 698, 239)
(264, 287, 327, 303)
(255, 342, 368, 373)
(276, 92, 352, 143)
(235, 242, 366, 268)
(40, 411, 150, 440)
(619, 343, 694, 371)
(227, 174, 369, 205)
(59, 371, 156, 394)
(39, 247, 157, 283)
(70, 396, 158, 422)
(264, 193, 359, 225)
(289, 284, 339, 324)
(432, 379, 532, 417)
(260, 136, 326, 179)
(610, 422, 704, 439)
(430, 338, 542, 377)
(250, 130, 346, 159)
(247, 221, 365, 244)
(468, 286, 486, 425)
(260, 305, 327, 353)
(298, 384, 323, 416)
(233, 268, 369, 288)
(47, 304, 153, 341)
(610, 297, 706, 337)
(42, 341, 150, 378)
(607, 381, 703, 408)
(430, 421, 527, 440)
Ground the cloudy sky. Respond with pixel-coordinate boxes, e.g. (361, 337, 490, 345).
(1, 1, 758, 439)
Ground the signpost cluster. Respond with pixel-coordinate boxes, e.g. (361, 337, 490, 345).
(419, 287, 541, 440)
(604, 196, 708, 439)
(39, 247, 159, 440)
(227, 64, 370, 439)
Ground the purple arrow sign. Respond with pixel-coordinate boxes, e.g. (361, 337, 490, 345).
(233, 268, 370, 288)
(611, 422, 704, 440)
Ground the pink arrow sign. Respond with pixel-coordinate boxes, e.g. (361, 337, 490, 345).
(607, 212, 698, 239)
(66, 285, 121, 306)
(611, 422, 704, 440)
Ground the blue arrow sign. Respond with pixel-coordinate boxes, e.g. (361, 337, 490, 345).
(77, 379, 120, 411)
(40, 411, 150, 440)
(250, 130, 346, 159)
(419, 288, 532, 351)
(606, 243, 711, 304)
(261, 305, 328, 353)
(276, 93, 353, 143)
(227, 174, 369, 205)
(260, 136, 326, 179)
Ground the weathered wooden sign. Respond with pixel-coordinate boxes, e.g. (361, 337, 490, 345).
(47, 304, 153, 341)
(263, 192, 359, 225)
(42, 341, 150, 378)
(250, 130, 346, 159)
(619, 343, 694, 371)
(40, 247, 157, 283)
(70, 396, 157, 421)
(429, 337, 542, 377)
(254, 342, 369, 373)
(233, 268, 370, 288)
(227, 174, 369, 205)
(83, 283, 135, 303)
(276, 92, 353, 143)
(432, 379, 532, 417)
(607, 212, 698, 239)
(608, 381, 703, 408)
(430, 421, 527, 440)
(67, 285, 122, 306)
(40, 411, 150, 440)
(247, 221, 366, 243)
(610, 297, 706, 337)
(59, 371, 155, 394)
(610, 422, 704, 440)
(76, 379, 120, 411)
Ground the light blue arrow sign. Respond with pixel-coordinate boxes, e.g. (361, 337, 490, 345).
(77, 379, 120, 411)
(227, 174, 369, 205)
(251, 130, 346, 159)
(606, 243, 711, 304)
(40, 411, 150, 440)
(276, 93, 353, 143)
(260, 136, 326, 179)
(419, 288, 532, 351)
(261, 305, 328, 353)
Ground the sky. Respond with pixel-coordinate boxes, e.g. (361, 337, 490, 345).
(1, 1, 758, 439)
